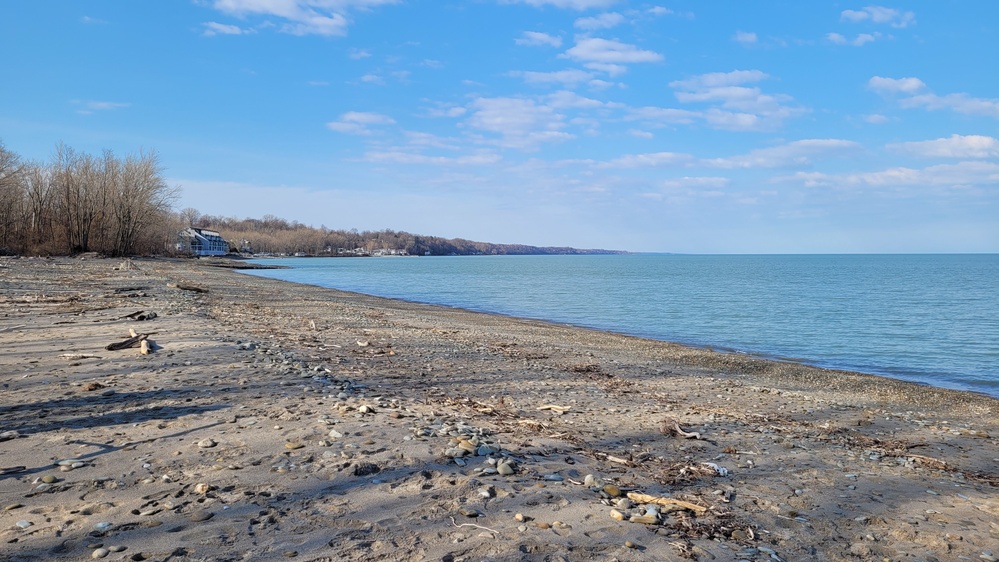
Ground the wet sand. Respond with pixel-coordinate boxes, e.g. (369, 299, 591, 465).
(1, 256, 997, 561)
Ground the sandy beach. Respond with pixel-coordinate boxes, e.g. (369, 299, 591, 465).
(1, 255, 997, 562)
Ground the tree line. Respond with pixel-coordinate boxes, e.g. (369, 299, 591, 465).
(185, 212, 623, 256)
(0, 141, 178, 256)
(0, 139, 622, 257)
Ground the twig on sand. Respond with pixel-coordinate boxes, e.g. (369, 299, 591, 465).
(450, 516, 500, 535)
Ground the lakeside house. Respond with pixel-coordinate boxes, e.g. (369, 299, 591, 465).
(177, 227, 229, 256)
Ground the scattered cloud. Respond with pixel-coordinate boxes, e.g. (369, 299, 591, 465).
(732, 31, 757, 45)
(574, 12, 625, 30)
(515, 31, 563, 47)
(661, 176, 730, 189)
(306, 80, 330, 86)
(74, 100, 130, 115)
(81, 16, 107, 25)
(868, 76, 926, 94)
(782, 161, 999, 192)
(363, 150, 502, 166)
(647, 6, 672, 16)
(826, 32, 880, 46)
(870, 77, 999, 118)
(360, 73, 384, 84)
(563, 37, 662, 75)
(207, 0, 401, 36)
(510, 69, 595, 87)
(203, 21, 254, 36)
(628, 129, 653, 139)
(863, 113, 889, 124)
(668, 70, 806, 131)
(326, 111, 396, 134)
(704, 139, 862, 169)
(841, 6, 915, 28)
(508, 0, 620, 9)
(596, 152, 693, 169)
(465, 97, 573, 150)
(888, 134, 999, 159)
(348, 48, 372, 59)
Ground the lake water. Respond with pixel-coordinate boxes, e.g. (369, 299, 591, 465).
(244, 254, 999, 398)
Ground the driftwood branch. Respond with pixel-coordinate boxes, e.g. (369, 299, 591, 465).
(627, 492, 709, 514)
(106, 333, 155, 351)
(167, 283, 208, 293)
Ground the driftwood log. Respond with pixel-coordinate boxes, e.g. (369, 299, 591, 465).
(106, 333, 154, 351)
(167, 282, 208, 293)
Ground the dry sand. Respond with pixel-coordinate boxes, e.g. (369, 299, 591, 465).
(1, 255, 997, 562)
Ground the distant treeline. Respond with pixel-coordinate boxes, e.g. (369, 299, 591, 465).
(185, 211, 625, 256)
(1, 139, 622, 257)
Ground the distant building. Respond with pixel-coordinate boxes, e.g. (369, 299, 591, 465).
(177, 228, 229, 256)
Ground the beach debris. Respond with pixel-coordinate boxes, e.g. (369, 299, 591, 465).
(60, 353, 102, 360)
(167, 282, 208, 293)
(121, 310, 157, 321)
(537, 404, 572, 413)
(0, 431, 22, 442)
(106, 333, 154, 351)
(626, 492, 709, 515)
(661, 417, 702, 440)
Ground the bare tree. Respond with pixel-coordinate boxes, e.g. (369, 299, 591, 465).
(0, 141, 26, 252)
(107, 150, 177, 256)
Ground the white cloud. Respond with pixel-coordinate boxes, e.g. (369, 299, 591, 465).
(511, 69, 595, 87)
(546, 90, 609, 109)
(203, 21, 254, 36)
(465, 97, 573, 150)
(628, 129, 653, 139)
(704, 139, 862, 169)
(668, 70, 806, 131)
(363, 150, 502, 166)
(668, 70, 767, 91)
(564, 37, 663, 64)
(864, 113, 888, 124)
(868, 76, 925, 94)
(826, 32, 879, 46)
(870, 77, 999, 118)
(841, 6, 915, 28)
(348, 48, 372, 59)
(208, 0, 400, 36)
(509, 0, 620, 9)
(732, 31, 757, 45)
(661, 176, 730, 189)
(563, 37, 662, 75)
(74, 100, 130, 115)
(360, 73, 384, 84)
(888, 134, 999, 159)
(81, 16, 107, 24)
(596, 152, 692, 168)
(574, 12, 625, 30)
(326, 111, 395, 134)
(647, 6, 671, 16)
(781, 161, 999, 191)
(515, 31, 563, 47)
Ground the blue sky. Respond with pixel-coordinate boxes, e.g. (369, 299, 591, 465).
(2, 1, 997, 253)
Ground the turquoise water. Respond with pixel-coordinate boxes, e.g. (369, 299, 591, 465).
(244, 254, 999, 398)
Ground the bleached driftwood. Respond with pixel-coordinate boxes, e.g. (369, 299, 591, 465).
(627, 492, 709, 514)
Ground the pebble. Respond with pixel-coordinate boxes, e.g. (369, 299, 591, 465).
(514, 513, 526, 522)
(625, 541, 636, 549)
(92, 548, 110, 559)
(497, 460, 515, 476)
(584, 474, 598, 487)
(285, 442, 304, 450)
(458, 507, 481, 518)
(5, 503, 24, 511)
(198, 438, 217, 448)
(190, 510, 214, 522)
(94, 522, 113, 533)
(194, 483, 212, 494)
(609, 509, 626, 521)
(601, 484, 622, 498)
(16, 520, 32, 529)
(41, 475, 58, 484)
(109, 546, 126, 552)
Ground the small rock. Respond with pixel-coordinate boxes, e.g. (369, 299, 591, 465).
(15, 520, 32, 529)
(497, 461, 515, 476)
(284, 442, 304, 450)
(190, 510, 214, 522)
(352, 462, 380, 477)
(601, 484, 622, 497)
(194, 483, 212, 494)
(41, 475, 58, 484)
(514, 513, 526, 522)
(282, 550, 298, 558)
(458, 507, 481, 518)
(92, 548, 110, 559)
(197, 439, 217, 449)
(4, 503, 24, 511)
(625, 541, 637, 549)
(94, 522, 113, 533)
(609, 509, 626, 521)
(108, 546, 126, 553)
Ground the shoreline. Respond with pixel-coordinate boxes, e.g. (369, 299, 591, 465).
(236, 260, 998, 402)
(1, 256, 997, 561)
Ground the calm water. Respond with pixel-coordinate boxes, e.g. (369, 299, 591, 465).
(245, 254, 999, 398)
